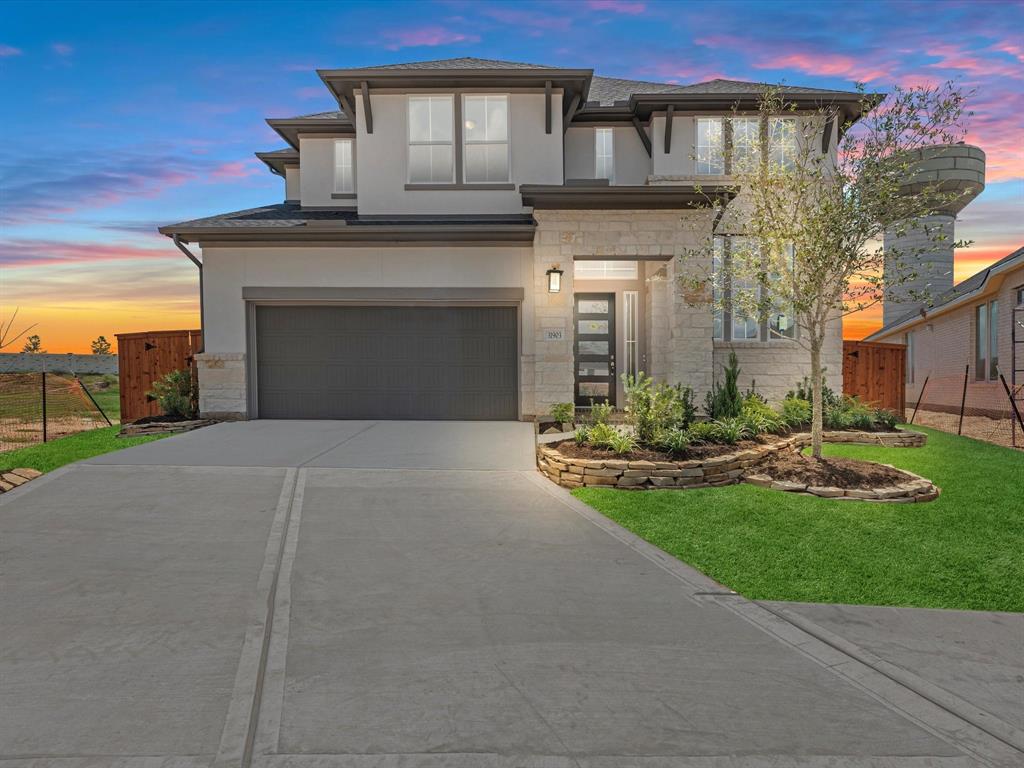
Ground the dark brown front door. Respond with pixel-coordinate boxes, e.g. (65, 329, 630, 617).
(574, 293, 616, 407)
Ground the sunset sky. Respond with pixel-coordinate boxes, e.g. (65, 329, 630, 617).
(1, 0, 1021, 352)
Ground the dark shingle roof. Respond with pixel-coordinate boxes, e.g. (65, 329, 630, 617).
(160, 204, 534, 232)
(588, 75, 690, 105)
(872, 246, 1024, 337)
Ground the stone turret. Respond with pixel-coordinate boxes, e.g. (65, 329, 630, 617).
(882, 144, 985, 326)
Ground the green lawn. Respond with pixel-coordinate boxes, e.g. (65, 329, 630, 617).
(0, 426, 163, 474)
(574, 426, 1024, 612)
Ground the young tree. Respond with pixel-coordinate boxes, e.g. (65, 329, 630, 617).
(91, 335, 112, 354)
(685, 83, 971, 457)
(22, 334, 44, 354)
(0, 308, 36, 351)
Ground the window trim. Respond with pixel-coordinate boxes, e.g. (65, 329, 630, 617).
(332, 138, 355, 194)
(461, 93, 511, 184)
(595, 127, 615, 183)
(407, 94, 456, 185)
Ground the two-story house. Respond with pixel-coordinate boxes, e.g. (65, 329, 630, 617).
(160, 57, 865, 421)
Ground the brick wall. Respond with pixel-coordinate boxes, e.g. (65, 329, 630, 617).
(875, 262, 1023, 416)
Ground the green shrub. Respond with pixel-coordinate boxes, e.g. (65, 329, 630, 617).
(779, 396, 812, 427)
(586, 422, 618, 447)
(704, 350, 744, 419)
(874, 408, 898, 430)
(587, 399, 613, 426)
(550, 402, 575, 425)
(712, 417, 753, 444)
(573, 425, 591, 445)
(147, 368, 197, 419)
(740, 395, 786, 435)
(655, 428, 692, 455)
(787, 375, 840, 411)
(686, 421, 721, 444)
(623, 372, 696, 444)
(606, 430, 638, 455)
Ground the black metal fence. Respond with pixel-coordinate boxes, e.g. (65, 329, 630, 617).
(908, 366, 1024, 450)
(0, 372, 112, 453)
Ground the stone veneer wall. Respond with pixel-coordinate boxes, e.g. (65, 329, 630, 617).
(713, 319, 844, 406)
(196, 352, 247, 420)
(529, 209, 716, 416)
(538, 429, 927, 491)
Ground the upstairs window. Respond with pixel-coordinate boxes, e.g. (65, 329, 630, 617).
(463, 94, 509, 183)
(408, 95, 454, 183)
(595, 128, 614, 182)
(333, 139, 354, 194)
(696, 118, 725, 175)
(730, 117, 760, 173)
(769, 117, 797, 170)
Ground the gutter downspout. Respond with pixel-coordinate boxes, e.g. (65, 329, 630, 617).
(172, 234, 205, 353)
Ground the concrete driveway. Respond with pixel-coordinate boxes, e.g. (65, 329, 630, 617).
(1, 420, 1021, 766)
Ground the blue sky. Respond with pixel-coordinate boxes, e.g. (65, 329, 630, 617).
(1, 0, 1021, 349)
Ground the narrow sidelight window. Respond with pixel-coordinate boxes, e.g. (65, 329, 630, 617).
(333, 139, 354, 193)
(463, 94, 509, 183)
(975, 302, 999, 380)
(989, 300, 999, 379)
(624, 290, 639, 380)
(408, 95, 454, 183)
(696, 118, 725, 175)
(595, 128, 614, 182)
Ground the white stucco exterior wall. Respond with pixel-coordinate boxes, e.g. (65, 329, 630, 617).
(351, 92, 562, 215)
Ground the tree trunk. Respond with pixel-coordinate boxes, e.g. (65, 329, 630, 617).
(810, 341, 823, 459)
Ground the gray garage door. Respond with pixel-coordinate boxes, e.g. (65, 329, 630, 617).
(254, 305, 518, 420)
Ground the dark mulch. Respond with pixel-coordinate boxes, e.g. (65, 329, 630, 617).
(755, 450, 910, 488)
(131, 414, 197, 425)
(552, 436, 776, 462)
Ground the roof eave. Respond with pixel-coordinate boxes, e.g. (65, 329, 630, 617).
(158, 222, 537, 246)
(255, 150, 299, 175)
(266, 117, 355, 149)
(865, 249, 1024, 340)
(519, 183, 735, 210)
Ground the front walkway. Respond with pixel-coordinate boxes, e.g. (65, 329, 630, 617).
(0, 421, 1019, 765)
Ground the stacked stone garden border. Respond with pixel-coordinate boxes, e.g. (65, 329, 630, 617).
(119, 418, 216, 437)
(537, 429, 938, 502)
(0, 468, 42, 494)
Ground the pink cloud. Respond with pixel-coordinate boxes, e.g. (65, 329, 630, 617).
(925, 43, 1023, 79)
(0, 239, 175, 269)
(51, 42, 73, 56)
(210, 160, 259, 180)
(0, 44, 22, 57)
(586, 0, 646, 14)
(380, 25, 480, 50)
(296, 85, 326, 100)
(993, 40, 1024, 64)
(754, 51, 892, 83)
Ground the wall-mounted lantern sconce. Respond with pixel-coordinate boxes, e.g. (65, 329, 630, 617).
(546, 265, 564, 293)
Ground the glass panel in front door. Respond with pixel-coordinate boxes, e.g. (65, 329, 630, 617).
(574, 293, 616, 407)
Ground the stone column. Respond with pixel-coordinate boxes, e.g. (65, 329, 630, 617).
(196, 352, 247, 420)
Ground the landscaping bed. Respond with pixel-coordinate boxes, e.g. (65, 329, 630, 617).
(572, 427, 1023, 612)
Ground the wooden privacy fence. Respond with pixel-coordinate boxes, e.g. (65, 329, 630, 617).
(116, 330, 202, 422)
(842, 340, 906, 419)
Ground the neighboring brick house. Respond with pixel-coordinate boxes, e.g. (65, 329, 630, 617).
(866, 246, 1024, 418)
(160, 57, 865, 421)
